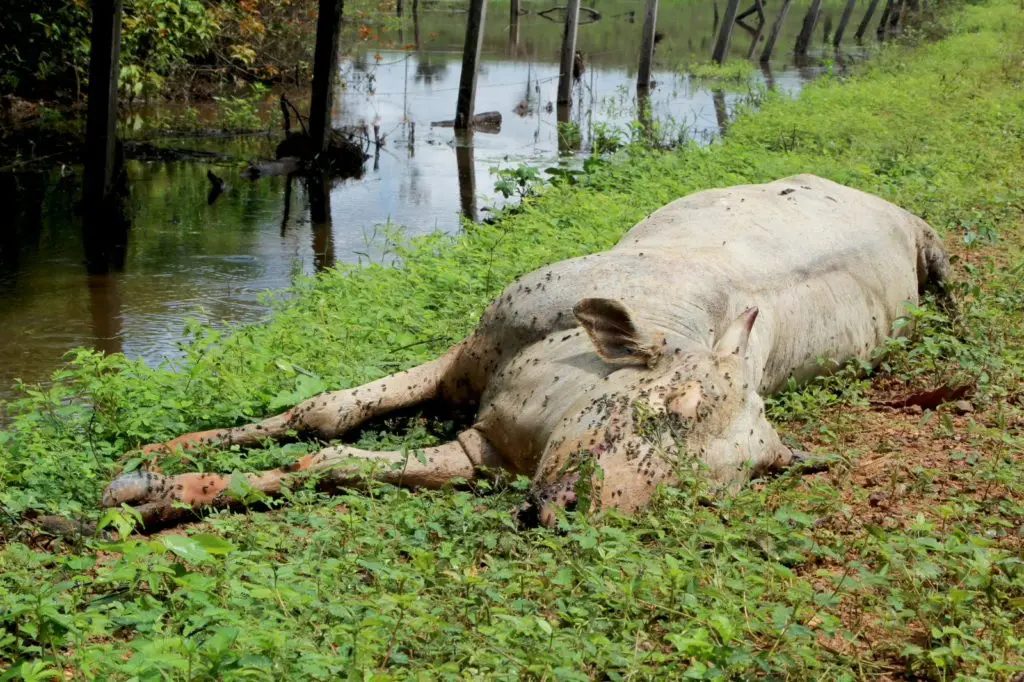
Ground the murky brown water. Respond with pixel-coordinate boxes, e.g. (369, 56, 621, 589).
(0, 0, 877, 402)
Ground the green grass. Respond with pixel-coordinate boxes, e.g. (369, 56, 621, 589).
(685, 60, 759, 90)
(2, 0, 1024, 678)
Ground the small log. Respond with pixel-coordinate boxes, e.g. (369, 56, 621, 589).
(537, 6, 601, 23)
(432, 111, 502, 133)
(123, 142, 229, 162)
(243, 157, 303, 179)
(735, 0, 766, 24)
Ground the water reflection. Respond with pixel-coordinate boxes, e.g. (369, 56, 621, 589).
(0, 0, 876, 400)
(454, 131, 478, 222)
(87, 273, 123, 356)
(712, 89, 730, 136)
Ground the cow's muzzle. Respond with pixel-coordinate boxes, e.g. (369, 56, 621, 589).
(514, 473, 581, 529)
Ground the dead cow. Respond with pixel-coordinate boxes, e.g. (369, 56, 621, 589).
(103, 175, 950, 527)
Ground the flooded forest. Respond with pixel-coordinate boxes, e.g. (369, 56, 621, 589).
(3, 0, 884, 401)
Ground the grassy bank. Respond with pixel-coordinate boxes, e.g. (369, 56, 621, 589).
(2, 0, 1024, 677)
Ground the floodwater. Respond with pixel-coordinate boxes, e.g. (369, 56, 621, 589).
(0, 0, 880, 402)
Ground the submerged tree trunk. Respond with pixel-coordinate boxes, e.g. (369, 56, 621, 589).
(794, 0, 823, 56)
(557, 0, 582, 106)
(760, 0, 794, 63)
(83, 0, 123, 218)
(309, 0, 345, 156)
(455, 0, 488, 129)
(856, 0, 882, 40)
(712, 0, 743, 63)
(834, 0, 857, 47)
(637, 0, 659, 92)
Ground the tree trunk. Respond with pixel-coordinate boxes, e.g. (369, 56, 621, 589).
(794, 0, 823, 56)
(557, 0, 582, 106)
(309, 0, 345, 155)
(712, 0, 742, 64)
(455, 0, 488, 129)
(760, 0, 793, 63)
(637, 0, 659, 92)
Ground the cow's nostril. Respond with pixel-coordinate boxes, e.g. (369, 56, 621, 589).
(513, 500, 541, 529)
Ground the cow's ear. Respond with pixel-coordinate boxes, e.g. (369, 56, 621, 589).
(573, 298, 662, 367)
(713, 307, 758, 358)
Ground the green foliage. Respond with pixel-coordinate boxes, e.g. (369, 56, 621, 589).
(557, 120, 583, 152)
(592, 122, 627, 155)
(0, 0, 91, 98)
(0, 0, 392, 101)
(2, 0, 1024, 677)
(0, 0, 219, 101)
(213, 84, 270, 132)
(490, 163, 542, 200)
(119, 0, 219, 103)
(686, 60, 759, 89)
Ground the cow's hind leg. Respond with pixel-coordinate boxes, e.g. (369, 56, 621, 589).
(142, 346, 469, 456)
(104, 429, 502, 527)
(916, 222, 952, 297)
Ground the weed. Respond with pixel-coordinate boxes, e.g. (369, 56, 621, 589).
(490, 163, 542, 201)
(686, 60, 758, 90)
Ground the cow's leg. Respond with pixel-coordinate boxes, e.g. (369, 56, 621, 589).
(142, 346, 470, 456)
(104, 429, 503, 527)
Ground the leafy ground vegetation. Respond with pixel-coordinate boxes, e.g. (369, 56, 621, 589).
(2, 0, 1024, 678)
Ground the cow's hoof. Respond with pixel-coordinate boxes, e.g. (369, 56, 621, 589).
(789, 449, 831, 474)
(101, 471, 174, 508)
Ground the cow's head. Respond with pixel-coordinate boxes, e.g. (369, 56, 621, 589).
(523, 298, 792, 527)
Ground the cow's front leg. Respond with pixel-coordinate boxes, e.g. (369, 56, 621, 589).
(139, 346, 469, 459)
(102, 429, 503, 528)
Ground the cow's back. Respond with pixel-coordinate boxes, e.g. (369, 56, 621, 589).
(610, 174, 936, 390)
(618, 175, 922, 276)
(468, 174, 936, 395)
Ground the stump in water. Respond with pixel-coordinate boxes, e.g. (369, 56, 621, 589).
(244, 96, 369, 180)
(274, 129, 368, 178)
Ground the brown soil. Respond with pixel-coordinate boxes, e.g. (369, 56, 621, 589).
(777, 382, 1024, 678)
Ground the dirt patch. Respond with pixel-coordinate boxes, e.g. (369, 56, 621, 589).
(792, 396, 1023, 543)
(777, 384, 1024, 678)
